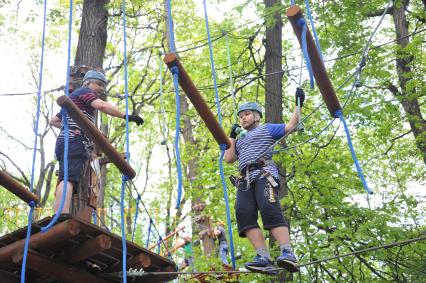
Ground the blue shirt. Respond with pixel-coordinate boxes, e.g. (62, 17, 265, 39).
(235, 123, 285, 183)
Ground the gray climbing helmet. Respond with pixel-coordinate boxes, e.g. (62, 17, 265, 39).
(237, 102, 263, 118)
(82, 70, 107, 84)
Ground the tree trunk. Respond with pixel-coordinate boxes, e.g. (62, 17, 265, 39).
(74, 0, 109, 69)
(264, 0, 292, 281)
(73, 0, 109, 221)
(391, 1, 426, 165)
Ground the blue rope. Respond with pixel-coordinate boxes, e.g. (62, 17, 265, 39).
(166, 0, 183, 209)
(132, 194, 141, 242)
(21, 1, 48, 281)
(171, 67, 183, 209)
(304, 0, 323, 60)
(203, 0, 223, 127)
(121, 1, 130, 281)
(146, 219, 153, 248)
(166, 0, 176, 52)
(120, 176, 128, 283)
(219, 145, 236, 269)
(157, 236, 162, 254)
(291, 0, 295, 6)
(297, 18, 314, 89)
(203, 0, 236, 269)
(21, 201, 35, 283)
(41, 0, 73, 233)
(92, 209, 97, 225)
(335, 110, 373, 195)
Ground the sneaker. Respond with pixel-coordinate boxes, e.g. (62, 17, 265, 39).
(276, 250, 299, 273)
(245, 255, 279, 275)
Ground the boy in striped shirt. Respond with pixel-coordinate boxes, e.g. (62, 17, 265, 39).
(224, 90, 304, 274)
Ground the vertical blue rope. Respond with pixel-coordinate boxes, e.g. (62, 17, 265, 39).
(171, 67, 183, 209)
(41, 0, 73, 233)
(21, 1, 48, 282)
(146, 219, 153, 248)
(304, 0, 323, 60)
(132, 194, 141, 242)
(335, 110, 373, 195)
(166, 0, 176, 53)
(120, 176, 128, 283)
(297, 18, 314, 89)
(203, 0, 223, 126)
(219, 146, 236, 269)
(92, 209, 97, 225)
(203, 0, 236, 269)
(291, 0, 295, 6)
(20, 201, 35, 283)
(165, 0, 183, 209)
(121, 0, 130, 281)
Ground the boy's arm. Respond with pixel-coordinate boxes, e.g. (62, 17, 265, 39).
(224, 138, 238, 163)
(284, 107, 299, 135)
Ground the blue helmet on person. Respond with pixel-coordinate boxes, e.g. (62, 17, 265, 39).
(82, 70, 107, 84)
(237, 102, 263, 118)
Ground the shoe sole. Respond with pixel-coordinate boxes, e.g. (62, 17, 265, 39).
(276, 259, 300, 273)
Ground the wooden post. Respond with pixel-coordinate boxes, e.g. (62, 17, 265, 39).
(56, 95, 136, 179)
(67, 234, 112, 263)
(0, 171, 39, 204)
(0, 219, 80, 263)
(286, 5, 342, 117)
(163, 53, 231, 149)
(13, 250, 109, 283)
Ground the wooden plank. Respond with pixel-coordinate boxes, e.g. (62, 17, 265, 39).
(0, 219, 80, 264)
(57, 95, 136, 179)
(0, 171, 39, 204)
(163, 53, 231, 149)
(67, 234, 112, 263)
(13, 250, 110, 283)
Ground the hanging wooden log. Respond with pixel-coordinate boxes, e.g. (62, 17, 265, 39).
(286, 5, 341, 117)
(56, 95, 136, 179)
(0, 219, 80, 263)
(163, 53, 231, 149)
(13, 249, 109, 283)
(67, 234, 111, 263)
(0, 171, 39, 204)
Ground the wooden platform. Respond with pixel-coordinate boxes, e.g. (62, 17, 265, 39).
(0, 214, 177, 283)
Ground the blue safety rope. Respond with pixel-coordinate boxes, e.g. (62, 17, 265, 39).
(203, 0, 236, 269)
(92, 209, 97, 225)
(132, 194, 141, 242)
(41, 0, 73, 233)
(165, 0, 183, 209)
(291, 0, 295, 6)
(21, 1, 49, 282)
(297, 18, 314, 89)
(146, 218, 153, 248)
(335, 110, 373, 195)
(121, 0, 130, 281)
(304, 0, 323, 60)
(21, 201, 35, 283)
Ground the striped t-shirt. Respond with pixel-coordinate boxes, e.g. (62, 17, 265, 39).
(236, 123, 285, 183)
(56, 87, 99, 150)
